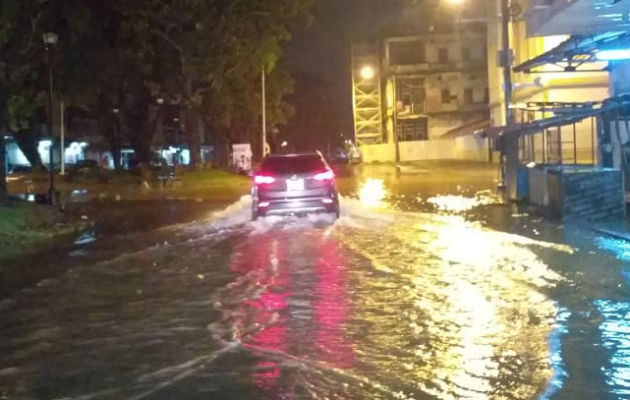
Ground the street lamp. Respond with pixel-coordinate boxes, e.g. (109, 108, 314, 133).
(112, 108, 120, 169)
(173, 117, 180, 165)
(43, 32, 58, 205)
(359, 65, 376, 80)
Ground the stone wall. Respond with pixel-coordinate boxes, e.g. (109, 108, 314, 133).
(548, 168, 625, 221)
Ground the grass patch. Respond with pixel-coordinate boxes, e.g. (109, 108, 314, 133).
(178, 169, 250, 191)
(0, 201, 80, 264)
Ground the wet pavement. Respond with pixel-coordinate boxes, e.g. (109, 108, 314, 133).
(1, 161, 628, 400)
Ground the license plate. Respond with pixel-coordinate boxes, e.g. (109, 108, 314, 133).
(286, 179, 304, 191)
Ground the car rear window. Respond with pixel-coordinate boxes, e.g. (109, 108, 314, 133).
(261, 155, 326, 174)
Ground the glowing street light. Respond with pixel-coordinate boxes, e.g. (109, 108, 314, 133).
(359, 65, 376, 80)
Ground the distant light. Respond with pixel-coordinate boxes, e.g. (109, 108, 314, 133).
(359, 179, 386, 206)
(526, 161, 537, 168)
(596, 49, 630, 61)
(281, 140, 288, 147)
(445, 0, 464, 4)
(42, 32, 58, 45)
(359, 65, 376, 80)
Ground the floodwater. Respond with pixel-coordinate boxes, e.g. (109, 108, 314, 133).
(0, 162, 628, 400)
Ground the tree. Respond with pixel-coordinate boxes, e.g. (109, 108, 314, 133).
(0, 0, 48, 203)
(52, 0, 162, 166)
(145, 0, 314, 165)
(1, 0, 315, 189)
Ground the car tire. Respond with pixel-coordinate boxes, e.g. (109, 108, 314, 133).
(251, 201, 259, 221)
(332, 200, 340, 219)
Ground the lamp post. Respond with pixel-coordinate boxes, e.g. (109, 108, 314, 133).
(447, 0, 518, 198)
(112, 108, 120, 170)
(156, 96, 164, 161)
(500, 0, 519, 199)
(42, 32, 58, 206)
(173, 117, 180, 165)
(261, 65, 267, 159)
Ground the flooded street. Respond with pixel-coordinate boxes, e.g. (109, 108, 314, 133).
(1, 162, 628, 400)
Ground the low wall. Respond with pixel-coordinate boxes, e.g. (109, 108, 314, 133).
(454, 136, 489, 162)
(359, 136, 490, 163)
(398, 140, 455, 161)
(547, 167, 625, 221)
(360, 143, 396, 163)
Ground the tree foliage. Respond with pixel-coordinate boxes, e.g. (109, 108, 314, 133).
(1, 0, 314, 193)
(0, 0, 49, 203)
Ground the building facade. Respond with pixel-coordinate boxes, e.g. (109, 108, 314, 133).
(352, 26, 491, 163)
(485, 0, 629, 207)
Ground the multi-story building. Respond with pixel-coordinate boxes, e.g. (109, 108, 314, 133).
(352, 25, 492, 162)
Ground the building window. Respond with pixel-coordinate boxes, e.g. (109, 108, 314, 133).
(441, 88, 451, 104)
(389, 40, 425, 65)
(462, 47, 471, 62)
(438, 48, 449, 63)
(396, 77, 426, 115)
(464, 88, 474, 104)
(396, 117, 429, 141)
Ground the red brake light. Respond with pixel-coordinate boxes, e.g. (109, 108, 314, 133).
(254, 174, 276, 185)
(313, 169, 335, 181)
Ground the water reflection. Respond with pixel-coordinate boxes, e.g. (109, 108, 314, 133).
(332, 209, 564, 399)
(596, 237, 630, 261)
(426, 194, 497, 213)
(594, 299, 630, 399)
(359, 179, 387, 207)
(538, 306, 570, 400)
(222, 231, 354, 398)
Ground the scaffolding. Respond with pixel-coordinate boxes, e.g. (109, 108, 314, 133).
(351, 55, 384, 146)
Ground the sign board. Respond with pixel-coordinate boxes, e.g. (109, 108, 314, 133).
(232, 143, 253, 173)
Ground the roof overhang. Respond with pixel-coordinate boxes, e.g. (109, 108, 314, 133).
(513, 31, 629, 73)
(526, 0, 630, 37)
(480, 95, 630, 139)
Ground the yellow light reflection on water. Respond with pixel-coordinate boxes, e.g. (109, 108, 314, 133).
(427, 194, 498, 213)
(359, 179, 387, 207)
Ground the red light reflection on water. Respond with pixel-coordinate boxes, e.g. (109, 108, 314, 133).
(230, 233, 354, 397)
(313, 239, 354, 369)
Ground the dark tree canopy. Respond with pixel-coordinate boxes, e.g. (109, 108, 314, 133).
(0, 0, 315, 198)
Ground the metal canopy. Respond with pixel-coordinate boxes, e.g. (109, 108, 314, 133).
(513, 31, 630, 73)
(481, 95, 630, 138)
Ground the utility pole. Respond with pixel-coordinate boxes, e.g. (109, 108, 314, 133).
(261, 66, 267, 159)
(42, 32, 58, 206)
(60, 99, 65, 175)
(501, 0, 519, 200)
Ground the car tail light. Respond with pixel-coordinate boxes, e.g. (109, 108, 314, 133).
(254, 174, 276, 185)
(321, 198, 334, 204)
(313, 169, 335, 181)
(258, 201, 270, 208)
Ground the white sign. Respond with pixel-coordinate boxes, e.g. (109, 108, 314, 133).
(232, 143, 253, 172)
